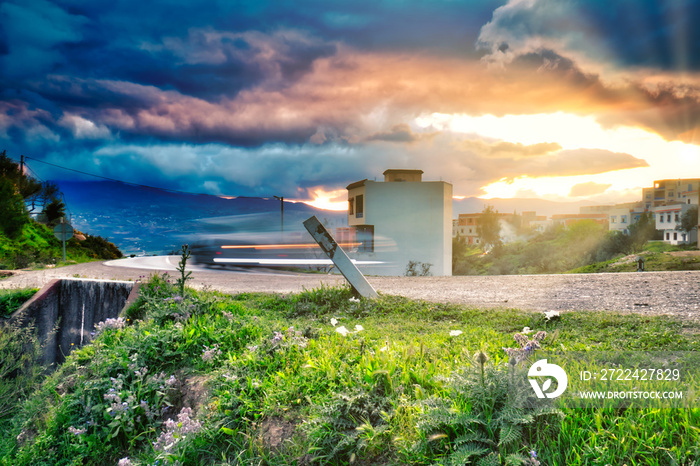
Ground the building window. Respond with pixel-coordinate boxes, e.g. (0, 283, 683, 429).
(667, 214, 672, 222)
(666, 232, 670, 240)
(356, 195, 364, 219)
(683, 233, 687, 242)
(610, 216, 617, 223)
(660, 215, 664, 223)
(669, 191, 674, 198)
(621, 215, 627, 224)
(348, 197, 354, 215)
(674, 232, 678, 241)
(675, 213, 679, 222)
(355, 225, 374, 252)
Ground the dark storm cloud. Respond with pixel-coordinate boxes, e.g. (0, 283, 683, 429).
(479, 0, 700, 71)
(366, 124, 438, 143)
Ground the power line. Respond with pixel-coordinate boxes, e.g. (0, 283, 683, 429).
(23, 155, 267, 200)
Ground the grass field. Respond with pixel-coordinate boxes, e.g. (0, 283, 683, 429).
(1, 275, 698, 465)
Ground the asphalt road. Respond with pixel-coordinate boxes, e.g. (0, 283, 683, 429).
(2, 256, 699, 321)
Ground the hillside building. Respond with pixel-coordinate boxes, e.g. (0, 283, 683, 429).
(642, 179, 700, 209)
(347, 169, 452, 276)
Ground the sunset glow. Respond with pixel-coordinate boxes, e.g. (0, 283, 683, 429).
(1, 0, 699, 206)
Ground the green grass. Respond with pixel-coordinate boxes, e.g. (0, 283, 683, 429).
(1, 277, 698, 465)
(568, 241, 700, 274)
(0, 220, 122, 270)
(0, 288, 37, 318)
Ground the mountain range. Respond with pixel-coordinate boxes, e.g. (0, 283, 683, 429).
(56, 181, 600, 255)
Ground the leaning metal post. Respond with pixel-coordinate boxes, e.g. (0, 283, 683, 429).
(303, 216, 378, 299)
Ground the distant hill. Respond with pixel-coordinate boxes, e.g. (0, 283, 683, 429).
(56, 181, 346, 255)
(55, 181, 606, 255)
(453, 197, 598, 218)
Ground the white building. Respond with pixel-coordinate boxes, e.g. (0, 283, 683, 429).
(347, 169, 452, 276)
(608, 204, 645, 234)
(653, 204, 697, 245)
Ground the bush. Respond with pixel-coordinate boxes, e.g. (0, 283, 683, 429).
(0, 288, 38, 318)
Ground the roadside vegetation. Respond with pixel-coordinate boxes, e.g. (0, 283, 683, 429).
(0, 288, 38, 318)
(0, 150, 122, 270)
(1, 274, 698, 465)
(453, 207, 698, 275)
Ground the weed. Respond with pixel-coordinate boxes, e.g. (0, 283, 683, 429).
(175, 244, 193, 297)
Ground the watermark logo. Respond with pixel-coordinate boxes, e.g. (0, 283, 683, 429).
(528, 359, 568, 399)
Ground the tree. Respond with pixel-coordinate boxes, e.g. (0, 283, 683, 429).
(477, 205, 501, 250)
(0, 150, 41, 200)
(43, 198, 66, 225)
(0, 178, 27, 238)
(628, 212, 656, 252)
(452, 235, 467, 273)
(26, 181, 61, 214)
(676, 206, 698, 236)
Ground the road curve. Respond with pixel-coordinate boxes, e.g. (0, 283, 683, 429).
(2, 256, 699, 321)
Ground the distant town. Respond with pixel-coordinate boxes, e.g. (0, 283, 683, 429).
(452, 178, 700, 247)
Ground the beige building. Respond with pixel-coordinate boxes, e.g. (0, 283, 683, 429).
(347, 169, 452, 276)
(642, 179, 700, 210)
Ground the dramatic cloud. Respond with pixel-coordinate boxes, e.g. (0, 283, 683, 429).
(366, 124, 437, 143)
(460, 139, 561, 158)
(569, 181, 612, 197)
(0, 0, 697, 205)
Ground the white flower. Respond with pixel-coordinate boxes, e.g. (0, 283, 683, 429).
(335, 326, 350, 336)
(331, 318, 338, 326)
(354, 324, 364, 332)
(449, 330, 463, 337)
(521, 327, 533, 334)
(349, 297, 360, 303)
(544, 310, 560, 321)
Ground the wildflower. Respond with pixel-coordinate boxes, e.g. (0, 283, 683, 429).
(331, 318, 338, 326)
(449, 330, 463, 337)
(202, 345, 221, 362)
(503, 331, 547, 364)
(152, 407, 203, 453)
(118, 458, 133, 466)
(544, 310, 560, 321)
(68, 426, 86, 436)
(271, 331, 284, 345)
(354, 324, 364, 332)
(335, 326, 350, 336)
(95, 317, 126, 334)
(349, 297, 360, 303)
(379, 339, 390, 352)
(521, 326, 533, 334)
(165, 375, 178, 388)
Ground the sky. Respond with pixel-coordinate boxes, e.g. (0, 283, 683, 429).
(2, 0, 700, 210)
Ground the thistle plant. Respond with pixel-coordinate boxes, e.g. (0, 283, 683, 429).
(415, 333, 562, 465)
(175, 244, 192, 297)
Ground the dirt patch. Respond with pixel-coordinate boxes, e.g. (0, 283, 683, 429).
(260, 417, 297, 451)
(180, 374, 210, 413)
(669, 250, 700, 257)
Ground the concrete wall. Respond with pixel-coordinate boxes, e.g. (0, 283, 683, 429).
(9, 279, 140, 367)
(350, 180, 452, 276)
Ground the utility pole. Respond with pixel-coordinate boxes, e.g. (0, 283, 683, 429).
(273, 195, 284, 234)
(19, 154, 23, 193)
